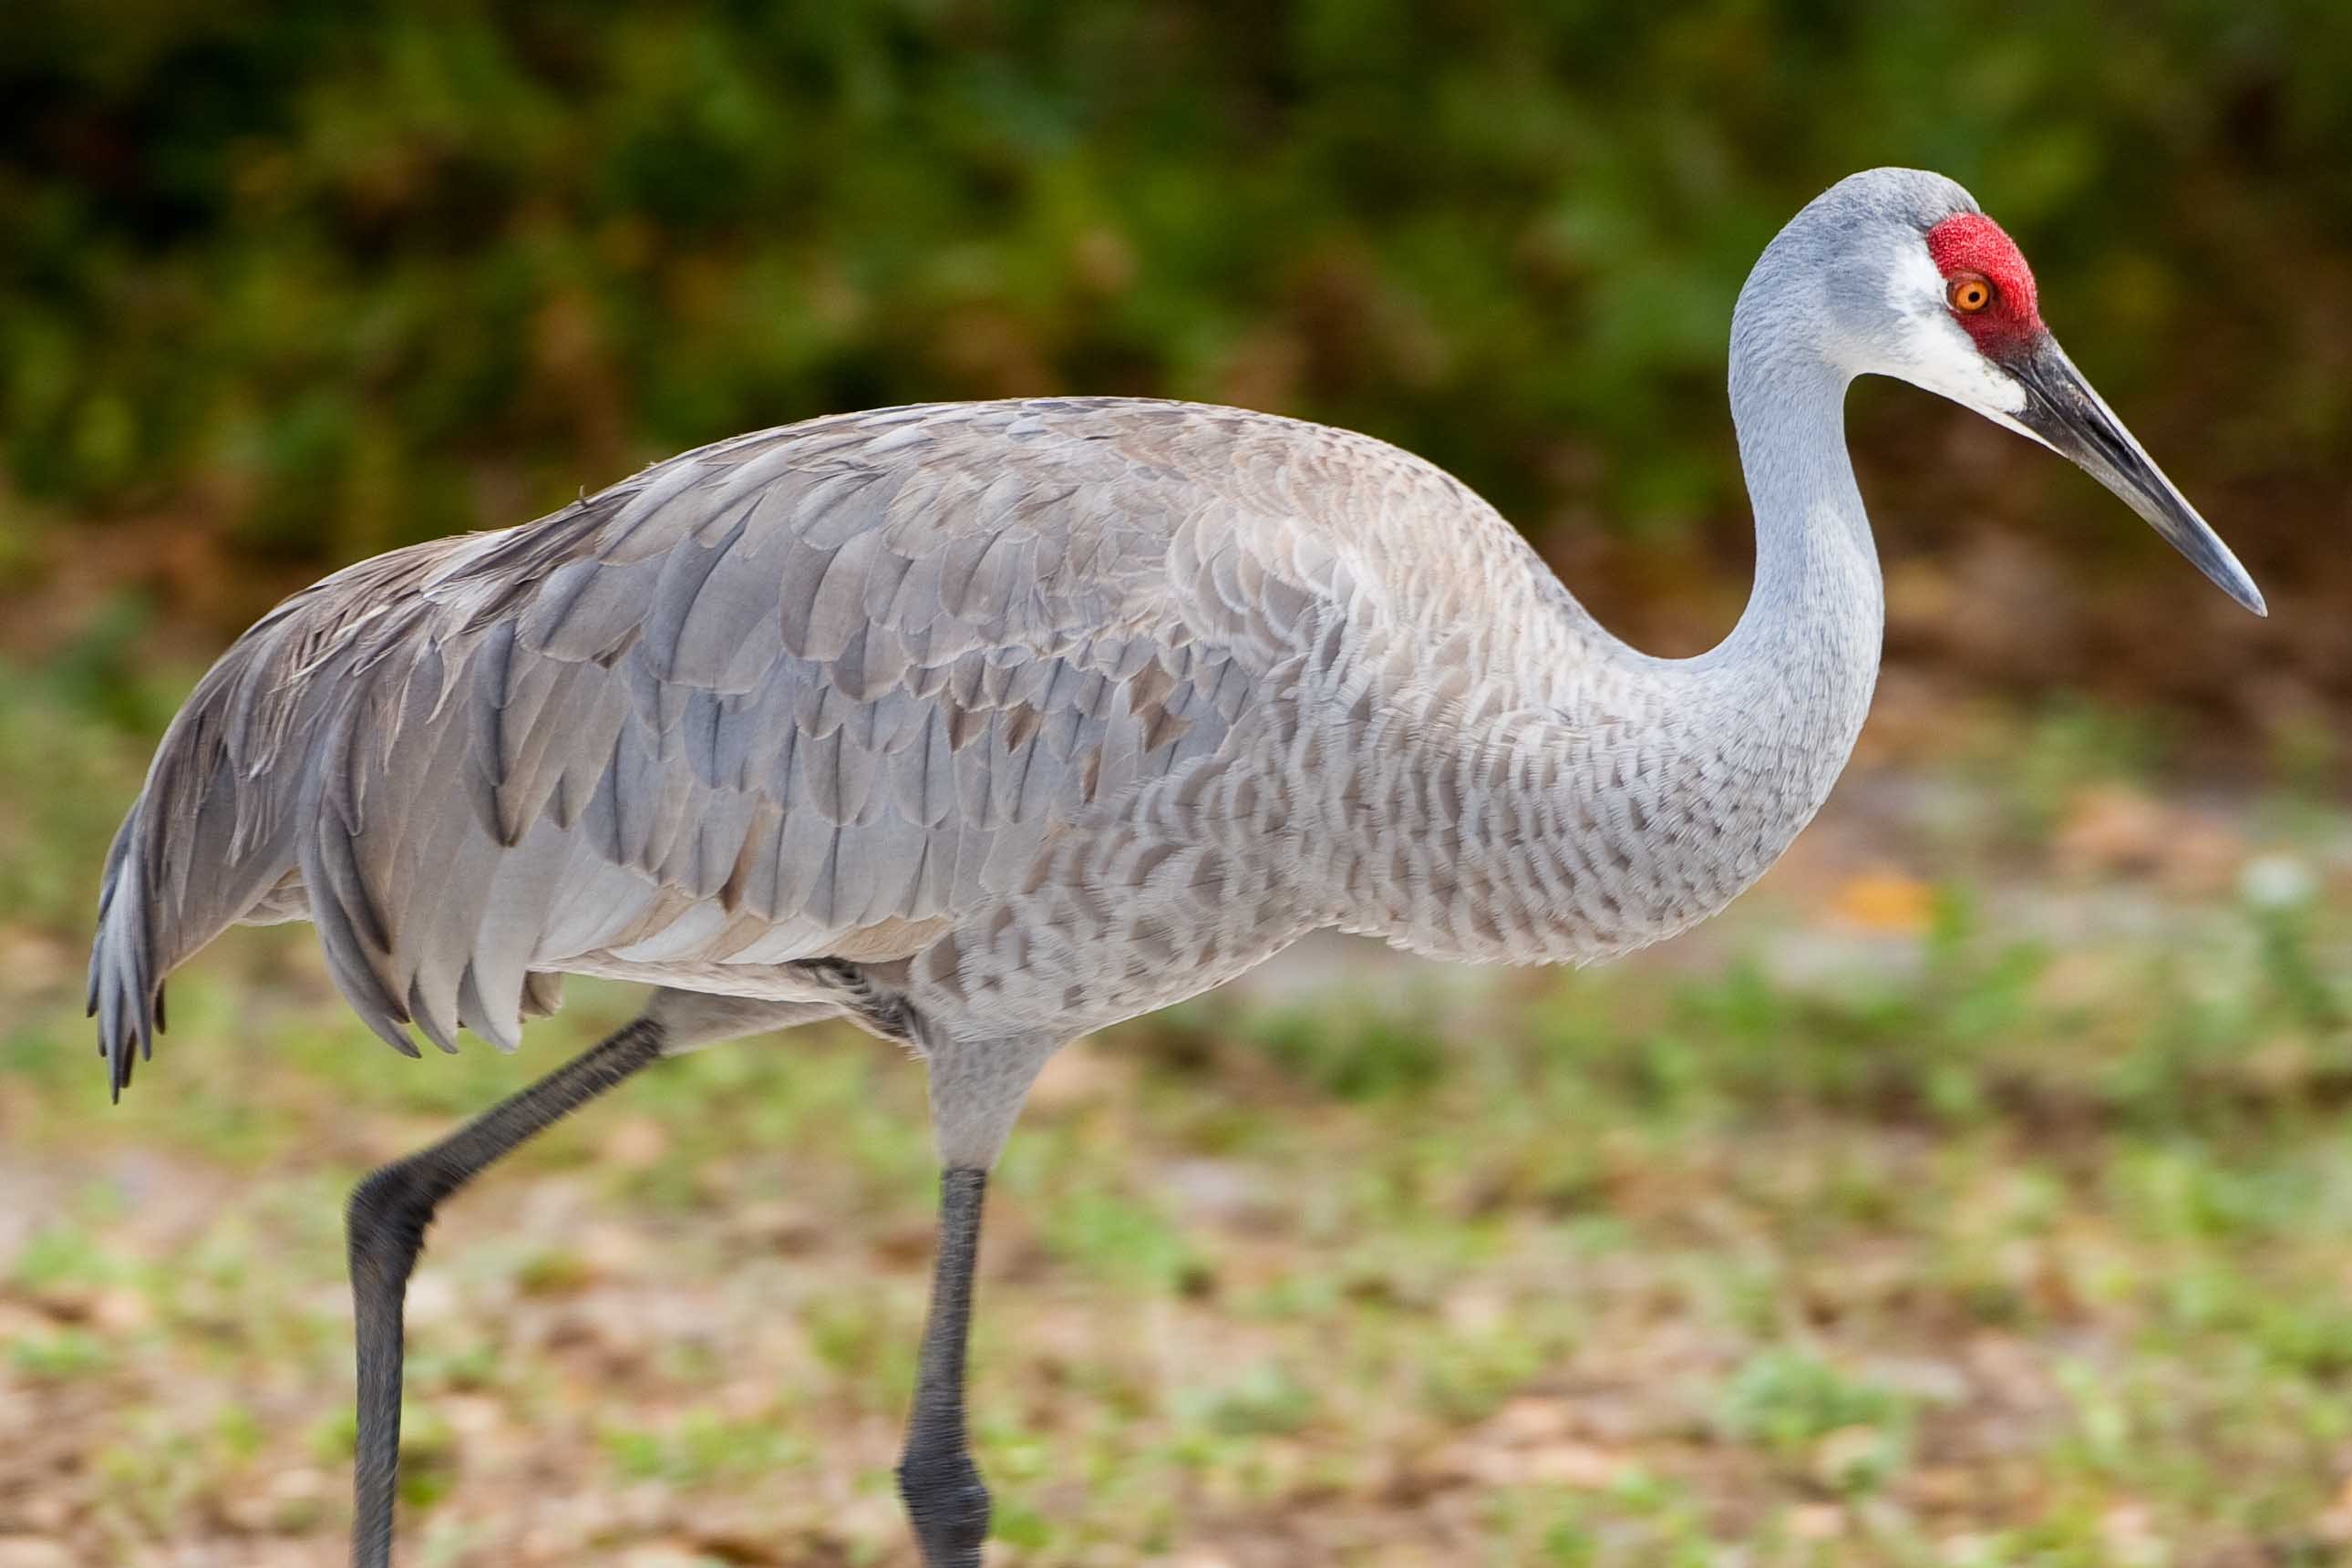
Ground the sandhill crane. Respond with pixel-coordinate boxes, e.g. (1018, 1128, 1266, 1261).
(88, 168, 2262, 1566)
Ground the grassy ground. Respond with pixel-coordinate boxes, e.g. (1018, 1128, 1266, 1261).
(5, 658, 2352, 1566)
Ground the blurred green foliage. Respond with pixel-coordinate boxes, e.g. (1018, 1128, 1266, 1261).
(3, 0, 2348, 606)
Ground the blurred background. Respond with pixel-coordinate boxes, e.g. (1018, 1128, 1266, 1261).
(5, 3, 2352, 1564)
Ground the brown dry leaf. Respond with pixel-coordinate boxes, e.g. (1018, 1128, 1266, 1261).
(1787, 1502, 1848, 1540)
(1522, 1441, 1628, 1489)
(2, 1492, 69, 1537)
(2032, 949, 2120, 1011)
(0, 1539, 73, 1568)
(579, 1221, 652, 1277)
(727, 1199, 828, 1256)
(2247, 1036, 2316, 1094)
(2054, 782, 2247, 891)
(2318, 1471, 2352, 1545)
(1440, 1286, 1508, 1335)
(602, 1116, 669, 1171)
(2053, 784, 2169, 878)
(1487, 1395, 1575, 1447)
(1427, 1432, 1625, 1491)
(1906, 1464, 1978, 1510)
(89, 1287, 151, 1333)
(619, 1546, 716, 1568)
(1829, 870, 1934, 934)
(2155, 813, 2246, 896)
(2100, 1502, 2165, 1564)
(871, 1220, 938, 1269)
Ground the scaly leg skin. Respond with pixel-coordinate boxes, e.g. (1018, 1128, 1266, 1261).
(897, 1167, 993, 1567)
(344, 1016, 667, 1568)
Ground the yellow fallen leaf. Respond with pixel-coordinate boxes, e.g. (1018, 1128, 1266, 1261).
(1830, 871, 1934, 934)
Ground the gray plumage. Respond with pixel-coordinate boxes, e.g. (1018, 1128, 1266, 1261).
(87, 372, 1819, 1088)
(90, 167, 2256, 1161)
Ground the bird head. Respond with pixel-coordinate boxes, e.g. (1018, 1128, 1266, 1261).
(1782, 167, 2264, 616)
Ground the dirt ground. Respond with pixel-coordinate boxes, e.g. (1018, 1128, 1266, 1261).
(7, 733, 2352, 1565)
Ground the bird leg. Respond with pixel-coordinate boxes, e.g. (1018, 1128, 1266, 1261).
(898, 1166, 993, 1568)
(344, 1015, 667, 1568)
(894, 1033, 1057, 1567)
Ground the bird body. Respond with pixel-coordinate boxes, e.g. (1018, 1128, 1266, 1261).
(88, 169, 2264, 1568)
(91, 390, 1873, 1084)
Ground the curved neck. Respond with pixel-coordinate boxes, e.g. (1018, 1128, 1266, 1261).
(1664, 302, 1885, 840)
(1714, 332, 1880, 681)
(1308, 284, 1889, 969)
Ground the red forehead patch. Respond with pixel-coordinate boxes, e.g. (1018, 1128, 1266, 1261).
(1925, 212, 2042, 350)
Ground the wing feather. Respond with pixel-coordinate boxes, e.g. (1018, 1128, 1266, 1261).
(92, 400, 1403, 1068)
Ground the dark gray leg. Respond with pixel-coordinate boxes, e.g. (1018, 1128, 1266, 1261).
(897, 1167, 993, 1567)
(346, 1016, 666, 1568)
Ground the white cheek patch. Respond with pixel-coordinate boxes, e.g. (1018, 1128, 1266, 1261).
(1915, 318, 2029, 416)
(1883, 240, 1948, 317)
(1881, 242, 2027, 418)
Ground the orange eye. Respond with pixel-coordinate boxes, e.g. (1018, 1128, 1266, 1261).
(1948, 274, 1993, 314)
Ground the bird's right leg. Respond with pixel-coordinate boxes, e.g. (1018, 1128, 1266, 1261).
(896, 1034, 1058, 1568)
(345, 991, 823, 1568)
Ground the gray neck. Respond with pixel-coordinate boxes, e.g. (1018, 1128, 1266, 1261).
(1549, 328, 1882, 955)
(1710, 314, 1883, 704)
(1409, 281, 1887, 963)
(1658, 304, 1883, 903)
(1315, 255, 1889, 968)
(1609, 294, 1883, 936)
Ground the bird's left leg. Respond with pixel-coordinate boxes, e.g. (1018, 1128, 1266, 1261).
(345, 989, 826, 1568)
(897, 1034, 1059, 1568)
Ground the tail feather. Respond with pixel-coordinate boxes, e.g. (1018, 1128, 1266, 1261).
(88, 605, 320, 1098)
(89, 534, 490, 1095)
(88, 807, 161, 1101)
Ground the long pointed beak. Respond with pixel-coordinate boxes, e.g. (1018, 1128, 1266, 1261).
(2008, 335, 2265, 616)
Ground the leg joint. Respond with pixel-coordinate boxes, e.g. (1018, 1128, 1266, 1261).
(347, 1161, 441, 1271)
(895, 1442, 991, 1559)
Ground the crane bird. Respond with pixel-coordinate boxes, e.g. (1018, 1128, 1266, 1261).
(88, 168, 2262, 1566)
